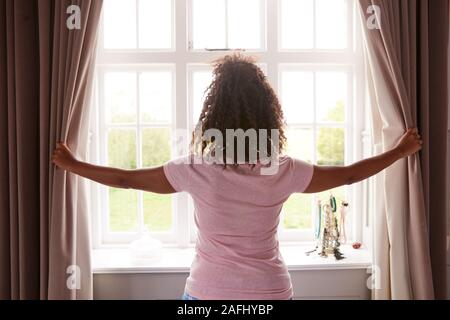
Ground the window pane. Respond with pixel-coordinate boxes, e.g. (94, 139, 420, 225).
(283, 194, 312, 229)
(104, 0, 137, 49)
(192, 70, 213, 123)
(192, 0, 226, 49)
(142, 128, 173, 231)
(283, 127, 313, 230)
(138, 0, 172, 49)
(108, 129, 137, 169)
(316, 0, 347, 49)
(280, 0, 313, 49)
(104, 72, 137, 124)
(316, 127, 345, 165)
(285, 127, 313, 163)
(280, 71, 314, 123)
(192, 0, 262, 49)
(108, 129, 138, 232)
(228, 0, 261, 49)
(142, 128, 172, 167)
(109, 188, 138, 232)
(143, 193, 173, 231)
(140, 71, 172, 123)
(316, 72, 346, 123)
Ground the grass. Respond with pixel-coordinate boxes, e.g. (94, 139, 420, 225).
(109, 188, 173, 232)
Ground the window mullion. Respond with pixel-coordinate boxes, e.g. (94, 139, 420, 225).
(224, 0, 229, 49)
(98, 70, 110, 245)
(312, 0, 317, 49)
(175, 0, 190, 247)
(312, 72, 317, 164)
(135, 0, 140, 49)
(266, 0, 278, 92)
(311, 71, 318, 238)
(136, 72, 144, 235)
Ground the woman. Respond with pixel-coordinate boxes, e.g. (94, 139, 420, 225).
(52, 53, 422, 300)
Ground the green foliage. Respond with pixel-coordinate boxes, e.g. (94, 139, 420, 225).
(108, 129, 137, 169)
(317, 127, 344, 165)
(324, 100, 345, 122)
(143, 193, 172, 231)
(283, 194, 312, 229)
(109, 188, 138, 232)
(317, 100, 345, 166)
(142, 128, 171, 166)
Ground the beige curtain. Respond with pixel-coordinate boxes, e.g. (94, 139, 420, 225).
(0, 0, 102, 299)
(359, 0, 449, 299)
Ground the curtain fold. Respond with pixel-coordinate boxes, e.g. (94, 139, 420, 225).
(359, 0, 449, 299)
(0, 0, 102, 299)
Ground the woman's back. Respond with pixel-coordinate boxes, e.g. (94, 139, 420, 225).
(163, 154, 313, 299)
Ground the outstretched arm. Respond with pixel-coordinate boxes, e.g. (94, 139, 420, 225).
(52, 143, 176, 194)
(303, 128, 422, 193)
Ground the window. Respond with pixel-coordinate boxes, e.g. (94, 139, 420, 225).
(280, 0, 348, 49)
(190, 0, 265, 50)
(103, 0, 174, 49)
(98, 67, 175, 244)
(92, 0, 365, 247)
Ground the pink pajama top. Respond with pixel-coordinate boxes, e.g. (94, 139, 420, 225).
(163, 154, 314, 300)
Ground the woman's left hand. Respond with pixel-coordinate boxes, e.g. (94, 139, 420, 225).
(52, 142, 78, 170)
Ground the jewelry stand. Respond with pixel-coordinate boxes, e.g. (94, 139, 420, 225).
(305, 194, 345, 260)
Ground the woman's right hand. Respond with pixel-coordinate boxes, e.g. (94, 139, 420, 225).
(52, 142, 78, 171)
(394, 128, 423, 158)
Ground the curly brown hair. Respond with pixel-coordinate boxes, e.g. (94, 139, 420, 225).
(191, 52, 287, 164)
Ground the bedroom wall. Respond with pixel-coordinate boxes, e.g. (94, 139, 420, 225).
(93, 269, 371, 300)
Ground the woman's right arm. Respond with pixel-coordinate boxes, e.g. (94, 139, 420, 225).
(52, 143, 176, 194)
(303, 128, 422, 193)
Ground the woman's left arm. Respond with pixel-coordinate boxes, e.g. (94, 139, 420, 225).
(52, 142, 176, 194)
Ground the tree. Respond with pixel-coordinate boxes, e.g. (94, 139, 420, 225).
(317, 100, 345, 166)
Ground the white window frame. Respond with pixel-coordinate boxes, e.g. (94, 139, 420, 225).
(187, 0, 267, 51)
(91, 0, 366, 248)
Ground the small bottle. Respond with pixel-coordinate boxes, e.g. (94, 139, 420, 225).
(129, 226, 162, 265)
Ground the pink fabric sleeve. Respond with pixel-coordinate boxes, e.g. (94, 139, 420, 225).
(289, 157, 315, 193)
(162, 156, 192, 192)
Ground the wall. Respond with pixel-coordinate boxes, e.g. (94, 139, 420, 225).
(93, 269, 371, 300)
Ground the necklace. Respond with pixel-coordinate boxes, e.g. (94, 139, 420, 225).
(315, 200, 322, 239)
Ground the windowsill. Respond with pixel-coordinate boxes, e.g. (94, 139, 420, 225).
(92, 243, 372, 274)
